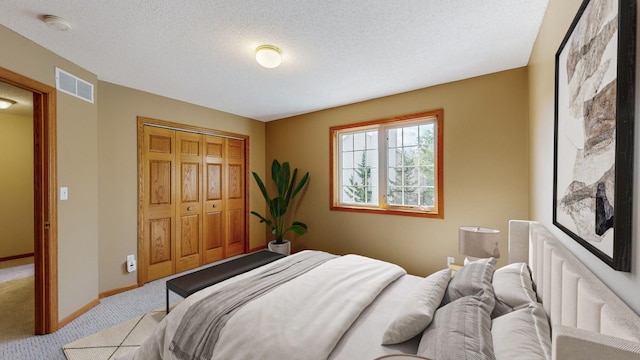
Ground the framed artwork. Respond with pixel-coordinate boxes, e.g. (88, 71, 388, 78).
(553, 0, 636, 272)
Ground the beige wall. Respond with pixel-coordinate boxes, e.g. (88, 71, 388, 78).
(0, 23, 266, 318)
(265, 68, 529, 276)
(0, 24, 267, 317)
(97, 81, 266, 293)
(15, 0, 638, 322)
(0, 113, 34, 258)
(0, 25, 99, 320)
(528, 0, 640, 314)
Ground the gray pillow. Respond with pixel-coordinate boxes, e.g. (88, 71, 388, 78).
(491, 302, 551, 359)
(442, 257, 497, 304)
(417, 293, 495, 359)
(492, 262, 537, 318)
(381, 269, 452, 345)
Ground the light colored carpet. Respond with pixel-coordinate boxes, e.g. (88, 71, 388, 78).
(0, 276, 35, 342)
(1, 269, 182, 360)
(0, 257, 35, 343)
(2, 253, 242, 360)
(63, 309, 165, 360)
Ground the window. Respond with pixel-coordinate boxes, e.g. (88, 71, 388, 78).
(330, 110, 443, 218)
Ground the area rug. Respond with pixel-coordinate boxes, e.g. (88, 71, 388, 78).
(62, 309, 164, 360)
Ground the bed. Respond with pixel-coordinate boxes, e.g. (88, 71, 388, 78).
(117, 220, 640, 360)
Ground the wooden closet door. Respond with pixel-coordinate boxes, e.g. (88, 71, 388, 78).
(143, 126, 176, 282)
(175, 132, 203, 273)
(225, 138, 245, 257)
(203, 135, 224, 263)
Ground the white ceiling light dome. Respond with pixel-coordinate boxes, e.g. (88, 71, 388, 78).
(255, 45, 282, 69)
(42, 15, 72, 31)
(0, 98, 16, 109)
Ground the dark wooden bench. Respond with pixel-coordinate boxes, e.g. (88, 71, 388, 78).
(165, 250, 285, 313)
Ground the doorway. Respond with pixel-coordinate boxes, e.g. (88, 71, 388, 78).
(0, 80, 34, 340)
(0, 66, 58, 334)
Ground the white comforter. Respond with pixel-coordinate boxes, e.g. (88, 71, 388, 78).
(119, 251, 406, 360)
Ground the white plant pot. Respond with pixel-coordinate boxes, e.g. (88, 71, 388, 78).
(268, 240, 291, 256)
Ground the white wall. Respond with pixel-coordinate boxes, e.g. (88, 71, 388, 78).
(529, 0, 640, 314)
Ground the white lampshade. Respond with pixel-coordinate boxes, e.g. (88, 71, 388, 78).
(458, 226, 500, 262)
(255, 45, 282, 68)
(0, 98, 16, 109)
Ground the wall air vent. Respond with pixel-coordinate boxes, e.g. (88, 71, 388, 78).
(55, 67, 94, 103)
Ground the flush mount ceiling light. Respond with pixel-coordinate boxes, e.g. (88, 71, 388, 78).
(42, 15, 72, 31)
(0, 98, 16, 109)
(255, 45, 282, 69)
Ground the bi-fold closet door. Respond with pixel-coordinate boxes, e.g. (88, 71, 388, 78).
(141, 124, 245, 283)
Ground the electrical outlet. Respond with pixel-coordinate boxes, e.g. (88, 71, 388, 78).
(447, 256, 455, 266)
(126, 254, 137, 273)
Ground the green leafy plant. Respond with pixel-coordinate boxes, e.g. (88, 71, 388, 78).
(251, 160, 310, 244)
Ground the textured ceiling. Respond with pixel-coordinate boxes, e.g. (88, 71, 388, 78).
(1, 1, 549, 121)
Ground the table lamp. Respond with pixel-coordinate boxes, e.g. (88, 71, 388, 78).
(458, 226, 500, 265)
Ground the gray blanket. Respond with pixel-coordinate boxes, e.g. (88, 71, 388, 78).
(169, 251, 337, 360)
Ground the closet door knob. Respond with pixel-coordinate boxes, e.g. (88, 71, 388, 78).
(187, 207, 193, 211)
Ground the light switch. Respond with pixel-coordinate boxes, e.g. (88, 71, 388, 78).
(60, 187, 68, 201)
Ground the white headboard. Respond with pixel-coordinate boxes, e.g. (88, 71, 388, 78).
(508, 220, 640, 359)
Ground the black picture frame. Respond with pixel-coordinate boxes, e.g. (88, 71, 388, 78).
(553, 0, 636, 272)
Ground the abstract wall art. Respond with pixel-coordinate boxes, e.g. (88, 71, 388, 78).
(553, 0, 636, 271)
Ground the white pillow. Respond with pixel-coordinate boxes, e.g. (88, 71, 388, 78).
(381, 269, 452, 345)
(491, 302, 551, 360)
(417, 293, 495, 359)
(492, 262, 537, 317)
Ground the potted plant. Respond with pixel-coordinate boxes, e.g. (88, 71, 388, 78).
(251, 160, 310, 255)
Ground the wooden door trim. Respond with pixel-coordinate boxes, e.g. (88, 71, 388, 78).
(137, 116, 250, 285)
(0, 66, 58, 334)
(139, 117, 249, 141)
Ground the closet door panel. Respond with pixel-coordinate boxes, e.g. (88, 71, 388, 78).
(175, 132, 203, 273)
(227, 208, 244, 252)
(203, 135, 225, 263)
(204, 210, 223, 261)
(140, 118, 249, 283)
(143, 127, 176, 282)
(225, 139, 245, 257)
